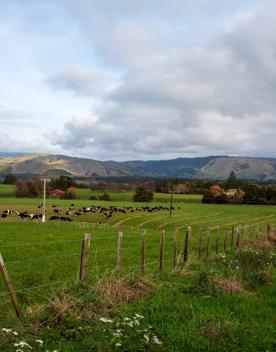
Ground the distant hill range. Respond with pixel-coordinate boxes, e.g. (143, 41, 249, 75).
(1, 153, 276, 181)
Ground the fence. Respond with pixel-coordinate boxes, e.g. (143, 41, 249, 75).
(0, 223, 273, 318)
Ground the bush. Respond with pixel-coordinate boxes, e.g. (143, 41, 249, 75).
(89, 195, 98, 200)
(99, 193, 111, 201)
(133, 187, 154, 202)
(3, 174, 17, 185)
(61, 191, 77, 200)
(16, 179, 43, 198)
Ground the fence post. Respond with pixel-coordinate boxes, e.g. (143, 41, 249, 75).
(141, 230, 145, 275)
(184, 226, 191, 263)
(159, 230, 165, 271)
(173, 229, 179, 270)
(206, 227, 210, 258)
(215, 226, 219, 255)
(266, 224, 272, 241)
(116, 231, 123, 275)
(236, 225, 241, 249)
(223, 227, 227, 253)
(230, 226, 234, 251)
(198, 227, 202, 259)
(79, 233, 91, 281)
(0, 254, 20, 317)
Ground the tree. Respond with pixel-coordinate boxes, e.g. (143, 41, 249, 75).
(99, 193, 111, 201)
(133, 187, 154, 202)
(16, 179, 43, 198)
(3, 174, 17, 185)
(49, 176, 76, 191)
(225, 171, 240, 189)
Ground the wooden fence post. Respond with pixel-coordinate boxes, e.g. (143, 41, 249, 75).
(184, 226, 191, 263)
(0, 254, 20, 317)
(80, 233, 91, 281)
(223, 227, 227, 253)
(230, 226, 235, 251)
(266, 224, 272, 241)
(236, 225, 241, 249)
(116, 231, 123, 275)
(173, 229, 179, 270)
(206, 227, 210, 258)
(215, 226, 219, 255)
(141, 230, 145, 275)
(159, 230, 165, 271)
(198, 227, 202, 259)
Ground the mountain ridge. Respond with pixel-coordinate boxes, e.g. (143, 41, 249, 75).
(1, 153, 276, 181)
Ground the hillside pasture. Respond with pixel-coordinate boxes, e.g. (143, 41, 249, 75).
(0, 195, 275, 231)
(0, 197, 275, 351)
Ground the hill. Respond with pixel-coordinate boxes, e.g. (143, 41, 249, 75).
(1, 153, 276, 180)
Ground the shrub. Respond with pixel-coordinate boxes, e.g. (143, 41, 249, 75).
(89, 195, 98, 200)
(99, 193, 111, 201)
(16, 179, 43, 198)
(133, 187, 154, 202)
(3, 173, 17, 185)
(61, 191, 77, 200)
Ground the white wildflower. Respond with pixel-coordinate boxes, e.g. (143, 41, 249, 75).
(113, 329, 123, 337)
(153, 335, 162, 345)
(144, 334, 150, 344)
(13, 331, 18, 336)
(127, 321, 134, 327)
(123, 317, 130, 321)
(2, 328, 12, 333)
(115, 343, 122, 347)
(134, 314, 144, 319)
(99, 317, 113, 323)
(14, 341, 33, 349)
(35, 339, 43, 346)
(15, 349, 24, 352)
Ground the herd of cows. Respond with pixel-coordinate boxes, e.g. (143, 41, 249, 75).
(0, 204, 173, 222)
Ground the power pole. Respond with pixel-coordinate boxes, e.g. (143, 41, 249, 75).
(41, 178, 50, 222)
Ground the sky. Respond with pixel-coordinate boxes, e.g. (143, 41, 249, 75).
(0, 0, 276, 161)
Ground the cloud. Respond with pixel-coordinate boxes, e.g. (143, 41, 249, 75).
(1, 0, 275, 160)
(48, 65, 109, 97)
(51, 0, 276, 160)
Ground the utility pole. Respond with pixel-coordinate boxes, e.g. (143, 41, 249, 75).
(41, 178, 51, 222)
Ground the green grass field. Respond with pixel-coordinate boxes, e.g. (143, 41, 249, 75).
(0, 184, 203, 202)
(0, 196, 275, 351)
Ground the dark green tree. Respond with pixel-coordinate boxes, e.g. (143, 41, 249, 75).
(3, 173, 17, 185)
(225, 171, 240, 189)
(133, 187, 154, 202)
(50, 176, 76, 191)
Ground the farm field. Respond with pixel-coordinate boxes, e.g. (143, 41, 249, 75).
(0, 196, 275, 351)
(0, 184, 203, 202)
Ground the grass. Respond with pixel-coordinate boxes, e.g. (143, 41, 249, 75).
(0, 185, 15, 198)
(0, 196, 275, 351)
(77, 189, 203, 202)
(0, 241, 275, 351)
(0, 184, 202, 202)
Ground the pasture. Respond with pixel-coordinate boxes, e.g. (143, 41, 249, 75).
(0, 183, 203, 202)
(0, 195, 275, 351)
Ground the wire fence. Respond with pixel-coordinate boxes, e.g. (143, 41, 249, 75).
(0, 222, 274, 317)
